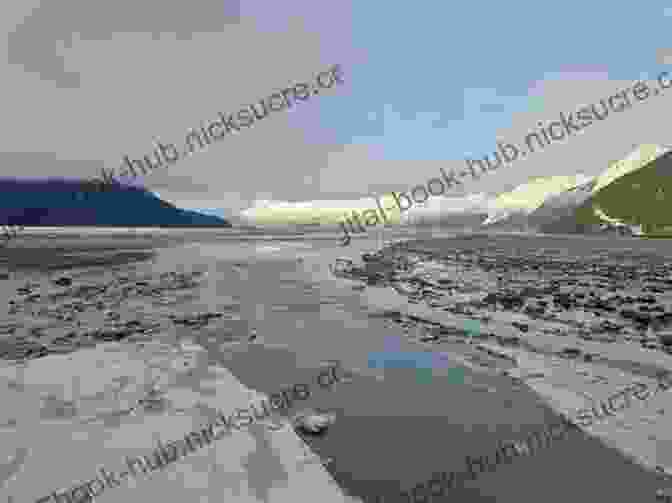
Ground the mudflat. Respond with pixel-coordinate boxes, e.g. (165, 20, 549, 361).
(335, 233, 672, 501)
(0, 232, 353, 503)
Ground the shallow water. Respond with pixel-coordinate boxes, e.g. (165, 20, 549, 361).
(138, 232, 668, 503)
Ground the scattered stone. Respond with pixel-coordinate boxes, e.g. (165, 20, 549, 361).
(560, 347, 582, 358)
(52, 276, 72, 287)
(331, 241, 672, 366)
(0, 268, 208, 362)
(511, 321, 529, 333)
(292, 409, 336, 436)
(169, 312, 224, 327)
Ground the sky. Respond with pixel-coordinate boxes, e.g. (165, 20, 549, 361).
(3, 0, 672, 218)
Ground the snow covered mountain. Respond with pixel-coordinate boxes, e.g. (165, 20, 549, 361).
(480, 174, 594, 229)
(238, 194, 403, 230)
(398, 192, 493, 227)
(235, 144, 672, 237)
(535, 144, 672, 235)
(238, 192, 497, 230)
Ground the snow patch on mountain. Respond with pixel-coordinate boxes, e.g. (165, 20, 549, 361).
(482, 174, 593, 227)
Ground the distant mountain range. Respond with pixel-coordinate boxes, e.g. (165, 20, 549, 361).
(0, 178, 231, 227)
(428, 143, 672, 236)
(237, 144, 672, 238)
(238, 195, 406, 229)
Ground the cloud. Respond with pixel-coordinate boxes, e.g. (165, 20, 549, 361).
(7, 0, 240, 87)
(657, 48, 672, 65)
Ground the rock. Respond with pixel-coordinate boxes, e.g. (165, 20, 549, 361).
(0, 336, 50, 361)
(495, 334, 521, 346)
(14, 292, 40, 304)
(94, 327, 135, 341)
(52, 276, 72, 287)
(482, 292, 524, 310)
(169, 311, 224, 327)
(104, 310, 121, 321)
(292, 409, 336, 436)
(420, 328, 441, 342)
(598, 319, 624, 332)
(553, 293, 573, 309)
(659, 332, 672, 347)
(560, 347, 582, 358)
(511, 321, 529, 333)
(249, 328, 258, 342)
(634, 312, 653, 326)
(17, 284, 32, 295)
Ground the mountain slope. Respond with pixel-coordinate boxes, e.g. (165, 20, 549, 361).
(482, 174, 593, 229)
(234, 144, 672, 235)
(537, 144, 672, 234)
(526, 178, 596, 232)
(0, 178, 231, 227)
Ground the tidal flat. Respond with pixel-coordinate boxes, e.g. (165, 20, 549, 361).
(0, 231, 354, 503)
(339, 233, 672, 501)
(2, 230, 672, 503)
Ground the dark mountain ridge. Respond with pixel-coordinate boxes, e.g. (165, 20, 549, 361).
(0, 177, 231, 227)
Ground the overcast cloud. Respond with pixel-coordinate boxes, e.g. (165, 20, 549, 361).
(2, 1, 672, 216)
